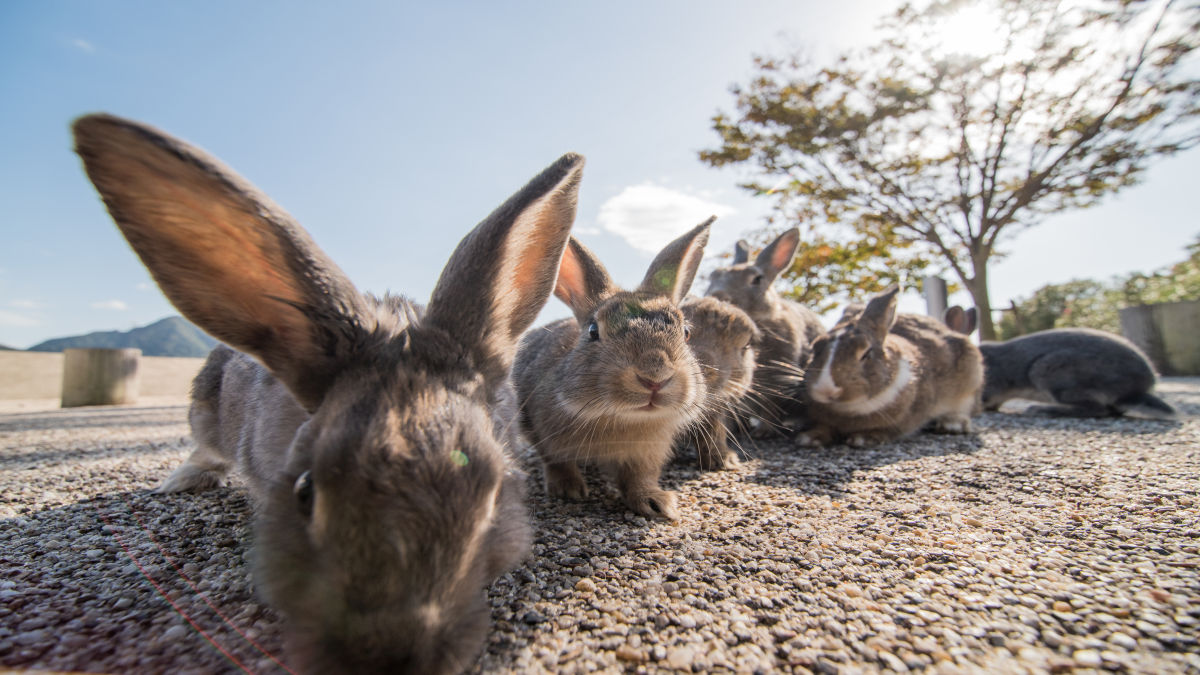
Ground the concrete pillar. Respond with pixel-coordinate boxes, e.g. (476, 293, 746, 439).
(924, 276, 948, 319)
(61, 348, 141, 407)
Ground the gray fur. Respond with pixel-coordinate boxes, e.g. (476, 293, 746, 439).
(799, 286, 984, 447)
(980, 328, 1176, 420)
(679, 296, 758, 471)
(512, 222, 712, 521)
(74, 113, 583, 674)
(705, 228, 825, 433)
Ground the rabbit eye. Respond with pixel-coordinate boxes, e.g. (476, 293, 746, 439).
(750, 274, 764, 286)
(860, 347, 873, 362)
(294, 471, 314, 517)
(684, 325, 691, 341)
(587, 322, 600, 341)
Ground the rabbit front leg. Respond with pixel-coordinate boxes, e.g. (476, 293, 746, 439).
(695, 412, 739, 471)
(615, 454, 679, 521)
(543, 459, 589, 500)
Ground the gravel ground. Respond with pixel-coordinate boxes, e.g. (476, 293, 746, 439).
(2, 381, 1198, 674)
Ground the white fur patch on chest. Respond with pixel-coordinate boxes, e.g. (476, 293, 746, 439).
(809, 337, 840, 400)
(831, 357, 913, 416)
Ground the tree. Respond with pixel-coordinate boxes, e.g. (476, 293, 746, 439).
(701, 0, 1200, 339)
(995, 236, 1200, 339)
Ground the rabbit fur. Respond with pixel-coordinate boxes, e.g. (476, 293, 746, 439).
(512, 221, 713, 521)
(74, 113, 584, 675)
(798, 286, 984, 447)
(678, 296, 759, 471)
(705, 228, 825, 434)
(980, 328, 1176, 419)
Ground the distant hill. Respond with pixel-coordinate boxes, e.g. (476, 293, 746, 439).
(27, 316, 219, 358)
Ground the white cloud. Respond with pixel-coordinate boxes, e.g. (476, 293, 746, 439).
(136, 283, 153, 291)
(0, 310, 38, 327)
(9, 300, 40, 309)
(72, 38, 95, 53)
(597, 183, 736, 253)
(91, 300, 129, 311)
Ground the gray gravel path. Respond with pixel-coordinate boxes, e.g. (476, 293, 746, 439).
(2, 382, 1198, 674)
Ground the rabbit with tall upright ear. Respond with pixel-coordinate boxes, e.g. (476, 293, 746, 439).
(706, 228, 825, 435)
(512, 221, 713, 521)
(679, 296, 759, 471)
(798, 286, 984, 447)
(980, 328, 1176, 419)
(74, 113, 584, 675)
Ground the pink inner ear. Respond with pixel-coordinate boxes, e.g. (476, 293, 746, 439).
(554, 245, 586, 308)
(771, 234, 798, 273)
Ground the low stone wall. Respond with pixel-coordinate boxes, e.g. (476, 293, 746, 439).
(0, 351, 206, 401)
(1120, 300, 1200, 376)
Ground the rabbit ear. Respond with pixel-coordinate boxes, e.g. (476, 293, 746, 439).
(755, 228, 800, 281)
(636, 217, 714, 303)
(73, 114, 371, 412)
(859, 285, 900, 341)
(732, 239, 751, 264)
(554, 237, 616, 323)
(943, 305, 978, 335)
(425, 154, 584, 388)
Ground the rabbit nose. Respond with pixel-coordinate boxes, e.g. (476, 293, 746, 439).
(637, 375, 673, 392)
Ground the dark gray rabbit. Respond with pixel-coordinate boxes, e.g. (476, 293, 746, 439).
(980, 328, 1176, 419)
(513, 221, 712, 521)
(679, 296, 759, 471)
(74, 113, 583, 674)
(706, 228, 825, 434)
(799, 286, 984, 447)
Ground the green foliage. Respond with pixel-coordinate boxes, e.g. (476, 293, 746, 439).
(702, 0, 1200, 338)
(997, 237, 1200, 339)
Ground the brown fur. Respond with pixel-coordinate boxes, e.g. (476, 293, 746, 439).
(800, 287, 983, 447)
(513, 222, 713, 521)
(705, 228, 825, 434)
(74, 113, 583, 674)
(679, 297, 758, 470)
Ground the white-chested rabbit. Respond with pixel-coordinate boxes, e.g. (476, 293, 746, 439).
(512, 221, 712, 521)
(798, 286, 984, 447)
(980, 328, 1176, 419)
(679, 296, 758, 471)
(74, 113, 583, 674)
(706, 228, 825, 434)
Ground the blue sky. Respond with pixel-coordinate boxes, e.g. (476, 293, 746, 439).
(2, 1, 1197, 349)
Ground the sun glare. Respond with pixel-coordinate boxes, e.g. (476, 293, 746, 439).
(935, 4, 1007, 56)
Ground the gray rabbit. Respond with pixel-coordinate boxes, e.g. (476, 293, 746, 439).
(513, 221, 713, 521)
(75, 113, 583, 674)
(980, 328, 1176, 419)
(705, 229, 825, 434)
(679, 296, 759, 471)
(799, 286, 984, 447)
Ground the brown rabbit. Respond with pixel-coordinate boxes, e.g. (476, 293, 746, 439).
(706, 228, 825, 434)
(512, 221, 713, 521)
(74, 113, 583, 674)
(798, 286, 983, 447)
(679, 296, 758, 471)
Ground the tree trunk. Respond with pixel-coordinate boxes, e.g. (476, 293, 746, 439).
(968, 254, 997, 341)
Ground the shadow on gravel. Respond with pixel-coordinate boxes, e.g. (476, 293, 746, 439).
(733, 431, 985, 500)
(1, 438, 191, 472)
(0, 406, 189, 433)
(0, 487, 288, 674)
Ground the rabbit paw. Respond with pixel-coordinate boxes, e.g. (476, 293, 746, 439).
(544, 463, 588, 500)
(697, 447, 740, 472)
(627, 489, 679, 521)
(157, 464, 227, 493)
(931, 415, 973, 434)
(846, 432, 887, 448)
(794, 426, 834, 448)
